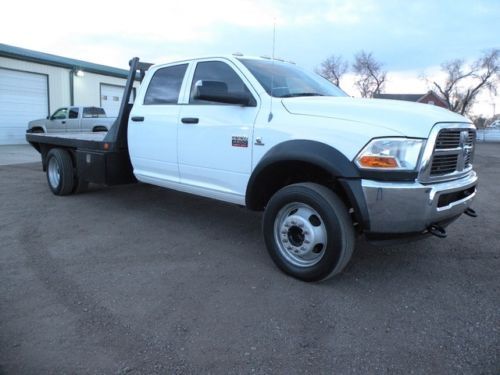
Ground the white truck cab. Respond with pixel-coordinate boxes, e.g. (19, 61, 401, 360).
(27, 56, 478, 282)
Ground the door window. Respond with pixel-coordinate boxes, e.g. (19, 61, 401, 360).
(51, 108, 68, 120)
(144, 64, 188, 105)
(189, 61, 253, 104)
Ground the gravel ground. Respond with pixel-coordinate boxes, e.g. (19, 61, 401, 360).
(0, 143, 498, 374)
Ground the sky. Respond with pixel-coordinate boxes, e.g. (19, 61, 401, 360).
(2, 0, 499, 116)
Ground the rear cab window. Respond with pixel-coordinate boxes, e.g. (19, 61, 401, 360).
(144, 64, 188, 105)
(83, 107, 106, 118)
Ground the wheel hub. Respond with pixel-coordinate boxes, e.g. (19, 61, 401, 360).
(274, 203, 328, 267)
(287, 225, 305, 246)
(47, 157, 60, 188)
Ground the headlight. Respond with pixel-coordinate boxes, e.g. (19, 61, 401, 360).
(355, 138, 424, 171)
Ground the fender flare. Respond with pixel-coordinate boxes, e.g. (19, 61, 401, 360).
(246, 140, 370, 229)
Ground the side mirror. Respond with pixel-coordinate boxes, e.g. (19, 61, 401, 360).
(194, 80, 253, 106)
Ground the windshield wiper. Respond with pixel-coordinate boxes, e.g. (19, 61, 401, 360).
(279, 93, 325, 98)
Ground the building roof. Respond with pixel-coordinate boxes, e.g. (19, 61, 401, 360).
(373, 93, 425, 102)
(0, 43, 130, 79)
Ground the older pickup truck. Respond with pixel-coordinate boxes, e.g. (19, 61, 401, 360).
(27, 106, 115, 133)
(26, 56, 478, 282)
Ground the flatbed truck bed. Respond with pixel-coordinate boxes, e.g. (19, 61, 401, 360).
(26, 58, 152, 188)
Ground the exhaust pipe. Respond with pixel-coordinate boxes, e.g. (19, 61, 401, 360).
(464, 208, 477, 218)
(428, 224, 447, 238)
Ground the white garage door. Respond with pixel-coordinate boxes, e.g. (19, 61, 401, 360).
(0, 68, 49, 145)
(101, 84, 135, 117)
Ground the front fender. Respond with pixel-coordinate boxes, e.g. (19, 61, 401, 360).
(245, 140, 370, 229)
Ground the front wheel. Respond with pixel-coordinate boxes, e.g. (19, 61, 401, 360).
(263, 183, 355, 282)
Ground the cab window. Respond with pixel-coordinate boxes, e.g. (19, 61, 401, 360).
(69, 107, 79, 119)
(189, 61, 253, 104)
(51, 108, 68, 120)
(144, 64, 188, 105)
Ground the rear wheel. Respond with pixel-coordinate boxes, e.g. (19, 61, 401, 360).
(46, 149, 75, 195)
(263, 183, 355, 282)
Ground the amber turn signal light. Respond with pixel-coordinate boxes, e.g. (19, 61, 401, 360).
(358, 155, 398, 168)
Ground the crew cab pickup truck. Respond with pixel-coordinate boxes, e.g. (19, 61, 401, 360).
(27, 106, 114, 133)
(26, 56, 478, 282)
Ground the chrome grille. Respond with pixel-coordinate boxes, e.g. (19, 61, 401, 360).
(435, 130, 461, 149)
(429, 129, 476, 177)
(431, 154, 459, 175)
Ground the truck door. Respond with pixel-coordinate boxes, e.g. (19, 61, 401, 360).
(47, 107, 68, 132)
(177, 60, 259, 201)
(65, 107, 80, 131)
(128, 63, 189, 184)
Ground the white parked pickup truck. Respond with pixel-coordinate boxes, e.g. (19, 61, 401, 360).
(27, 106, 115, 133)
(26, 56, 478, 282)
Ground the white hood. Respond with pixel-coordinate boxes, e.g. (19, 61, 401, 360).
(281, 96, 470, 138)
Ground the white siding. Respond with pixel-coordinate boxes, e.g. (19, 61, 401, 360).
(0, 55, 140, 144)
(73, 71, 139, 114)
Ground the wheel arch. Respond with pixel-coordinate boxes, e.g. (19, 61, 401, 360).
(245, 140, 370, 230)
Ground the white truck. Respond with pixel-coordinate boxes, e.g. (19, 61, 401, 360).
(26, 56, 478, 282)
(27, 106, 114, 133)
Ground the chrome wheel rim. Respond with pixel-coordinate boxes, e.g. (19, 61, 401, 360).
(48, 157, 60, 188)
(273, 202, 328, 267)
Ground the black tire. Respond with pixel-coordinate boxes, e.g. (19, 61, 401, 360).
(46, 149, 75, 195)
(92, 126, 108, 132)
(263, 183, 355, 282)
(32, 128, 44, 133)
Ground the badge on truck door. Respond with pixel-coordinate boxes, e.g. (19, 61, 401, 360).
(232, 136, 248, 148)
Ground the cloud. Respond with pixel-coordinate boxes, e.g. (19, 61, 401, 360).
(325, 0, 377, 25)
(2, 0, 498, 116)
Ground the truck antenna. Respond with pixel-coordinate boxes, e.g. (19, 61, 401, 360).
(268, 19, 276, 123)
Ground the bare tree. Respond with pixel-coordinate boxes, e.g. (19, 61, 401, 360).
(433, 49, 499, 115)
(352, 51, 386, 97)
(317, 55, 348, 87)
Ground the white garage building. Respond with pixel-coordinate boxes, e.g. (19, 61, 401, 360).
(0, 43, 139, 145)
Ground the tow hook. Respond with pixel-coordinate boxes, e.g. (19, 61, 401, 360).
(428, 224, 447, 238)
(464, 208, 478, 218)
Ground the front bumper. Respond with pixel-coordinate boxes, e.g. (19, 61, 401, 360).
(361, 171, 478, 234)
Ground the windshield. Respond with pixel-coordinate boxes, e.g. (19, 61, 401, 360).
(238, 58, 347, 98)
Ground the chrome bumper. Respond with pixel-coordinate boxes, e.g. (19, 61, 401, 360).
(361, 171, 478, 233)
